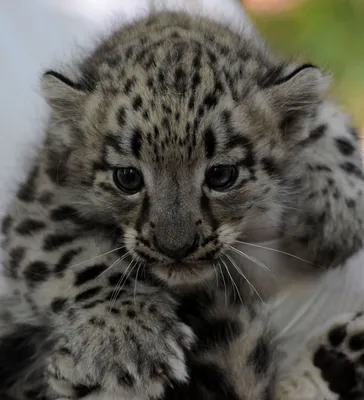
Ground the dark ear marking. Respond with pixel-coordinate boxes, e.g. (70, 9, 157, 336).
(269, 63, 318, 87)
(41, 70, 89, 112)
(264, 63, 329, 140)
(43, 70, 85, 91)
(43, 70, 96, 92)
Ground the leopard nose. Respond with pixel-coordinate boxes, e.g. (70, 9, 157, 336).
(153, 234, 198, 261)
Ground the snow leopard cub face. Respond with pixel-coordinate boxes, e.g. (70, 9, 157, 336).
(41, 15, 328, 286)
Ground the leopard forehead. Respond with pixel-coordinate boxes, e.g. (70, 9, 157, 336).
(76, 19, 274, 165)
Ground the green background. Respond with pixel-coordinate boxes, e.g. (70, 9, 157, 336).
(249, 0, 364, 133)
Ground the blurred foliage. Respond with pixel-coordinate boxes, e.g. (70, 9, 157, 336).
(248, 0, 364, 127)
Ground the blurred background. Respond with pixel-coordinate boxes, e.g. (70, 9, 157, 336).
(243, 0, 364, 143)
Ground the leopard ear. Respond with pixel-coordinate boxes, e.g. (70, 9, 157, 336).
(264, 64, 330, 137)
(41, 70, 87, 116)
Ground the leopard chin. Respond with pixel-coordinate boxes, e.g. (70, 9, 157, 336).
(151, 261, 216, 287)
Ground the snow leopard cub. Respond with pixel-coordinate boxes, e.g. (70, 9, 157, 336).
(1, 10, 363, 400)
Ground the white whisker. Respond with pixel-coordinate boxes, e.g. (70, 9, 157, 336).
(108, 259, 135, 312)
(217, 259, 228, 307)
(133, 263, 143, 305)
(69, 246, 126, 271)
(220, 257, 243, 306)
(96, 251, 130, 280)
(224, 253, 265, 305)
(227, 244, 271, 274)
(234, 239, 318, 267)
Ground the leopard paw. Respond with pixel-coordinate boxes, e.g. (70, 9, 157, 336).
(276, 312, 364, 400)
(310, 312, 364, 398)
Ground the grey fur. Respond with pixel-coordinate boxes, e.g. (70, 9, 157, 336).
(0, 11, 364, 400)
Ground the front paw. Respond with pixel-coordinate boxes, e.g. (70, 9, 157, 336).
(276, 312, 364, 400)
(48, 292, 195, 399)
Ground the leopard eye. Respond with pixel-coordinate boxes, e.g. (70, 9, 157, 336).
(113, 167, 144, 194)
(205, 165, 237, 191)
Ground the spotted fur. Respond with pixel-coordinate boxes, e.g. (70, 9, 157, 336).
(0, 10, 363, 400)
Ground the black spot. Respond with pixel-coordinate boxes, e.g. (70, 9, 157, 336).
(142, 109, 150, 120)
(203, 93, 218, 110)
(340, 162, 364, 180)
(15, 219, 46, 235)
(43, 234, 76, 251)
(108, 272, 124, 287)
(75, 264, 108, 286)
(110, 307, 120, 315)
(117, 106, 127, 127)
(148, 304, 157, 314)
(346, 198, 357, 208)
(313, 346, 357, 395)
(191, 72, 201, 91)
(82, 300, 104, 309)
(24, 261, 49, 285)
(51, 298, 67, 313)
(75, 287, 102, 302)
(132, 95, 143, 111)
(8, 247, 26, 274)
(131, 129, 142, 159)
(261, 158, 280, 176)
(124, 77, 136, 95)
(248, 337, 271, 374)
(309, 124, 327, 141)
(17, 166, 38, 202)
(175, 67, 187, 94)
(54, 248, 83, 275)
(89, 317, 106, 327)
(206, 50, 217, 63)
(50, 205, 80, 223)
(310, 164, 332, 173)
(73, 384, 100, 398)
(335, 137, 355, 156)
(204, 128, 216, 159)
(58, 347, 72, 355)
(349, 333, 364, 351)
(104, 135, 123, 153)
(328, 325, 347, 347)
(127, 309, 136, 319)
(1, 215, 12, 235)
(188, 95, 195, 110)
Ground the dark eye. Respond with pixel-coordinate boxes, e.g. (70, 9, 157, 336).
(205, 165, 237, 190)
(113, 167, 144, 194)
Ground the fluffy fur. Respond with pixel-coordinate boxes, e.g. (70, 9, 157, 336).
(0, 8, 364, 400)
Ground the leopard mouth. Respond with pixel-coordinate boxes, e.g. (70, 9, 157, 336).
(150, 260, 216, 287)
